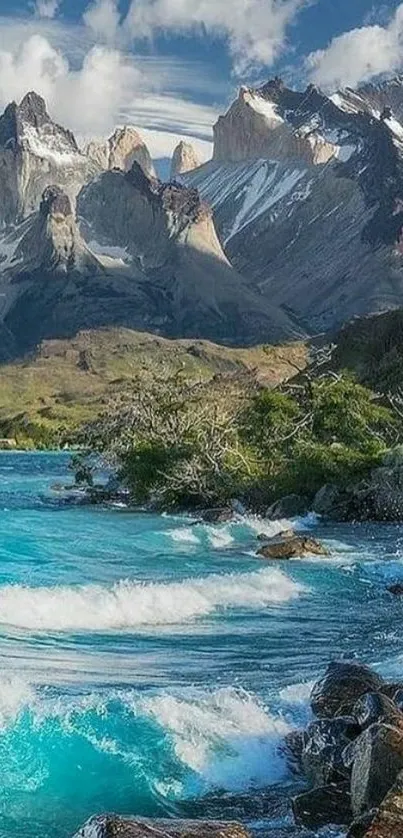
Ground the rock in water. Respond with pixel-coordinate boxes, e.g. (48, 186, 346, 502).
(349, 724, 403, 817)
(257, 536, 328, 560)
(73, 816, 251, 838)
(292, 782, 352, 829)
(301, 717, 360, 787)
(310, 662, 384, 718)
(171, 141, 201, 178)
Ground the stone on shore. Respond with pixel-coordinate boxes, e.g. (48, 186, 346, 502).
(310, 662, 384, 718)
(292, 782, 352, 829)
(73, 816, 251, 838)
(349, 723, 403, 817)
(265, 494, 309, 520)
(352, 692, 403, 731)
(347, 769, 403, 836)
(301, 717, 359, 787)
(201, 508, 234, 524)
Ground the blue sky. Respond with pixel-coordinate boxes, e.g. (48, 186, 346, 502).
(0, 0, 402, 165)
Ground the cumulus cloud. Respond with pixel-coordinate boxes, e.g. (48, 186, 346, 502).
(0, 34, 141, 136)
(0, 29, 218, 160)
(124, 0, 310, 74)
(307, 3, 403, 89)
(83, 0, 120, 43)
(35, 0, 60, 18)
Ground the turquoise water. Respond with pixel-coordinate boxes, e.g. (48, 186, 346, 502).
(1, 453, 403, 836)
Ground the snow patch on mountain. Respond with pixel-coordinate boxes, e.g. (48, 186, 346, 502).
(21, 125, 81, 166)
(246, 91, 284, 125)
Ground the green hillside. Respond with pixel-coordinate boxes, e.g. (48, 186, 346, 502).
(0, 328, 307, 444)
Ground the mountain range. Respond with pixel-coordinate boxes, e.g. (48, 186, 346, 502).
(2, 78, 403, 358)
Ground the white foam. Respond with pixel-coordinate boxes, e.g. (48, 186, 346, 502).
(0, 568, 304, 632)
(206, 526, 234, 549)
(0, 675, 35, 729)
(140, 686, 291, 792)
(167, 527, 200, 545)
(242, 515, 295, 538)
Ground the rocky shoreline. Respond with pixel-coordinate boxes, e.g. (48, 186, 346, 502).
(67, 661, 403, 838)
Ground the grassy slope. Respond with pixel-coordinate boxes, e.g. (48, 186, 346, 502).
(0, 328, 308, 434)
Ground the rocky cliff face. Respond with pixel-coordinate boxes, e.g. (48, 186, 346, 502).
(0, 167, 300, 355)
(0, 92, 95, 226)
(77, 162, 300, 345)
(171, 141, 201, 178)
(185, 77, 403, 333)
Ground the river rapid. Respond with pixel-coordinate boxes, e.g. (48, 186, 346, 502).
(0, 452, 403, 837)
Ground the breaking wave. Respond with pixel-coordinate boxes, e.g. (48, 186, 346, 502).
(0, 568, 304, 632)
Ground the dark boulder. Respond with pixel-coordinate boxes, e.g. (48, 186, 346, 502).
(313, 484, 351, 520)
(266, 494, 309, 520)
(73, 816, 251, 838)
(311, 662, 384, 719)
(301, 717, 360, 787)
(257, 535, 328, 560)
(292, 782, 352, 829)
(282, 728, 307, 774)
(352, 692, 403, 731)
(201, 508, 234, 524)
(347, 769, 403, 836)
(349, 723, 403, 817)
(388, 583, 403, 596)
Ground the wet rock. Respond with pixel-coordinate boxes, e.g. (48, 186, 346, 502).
(178, 787, 292, 821)
(311, 662, 384, 719)
(292, 781, 352, 829)
(282, 728, 307, 774)
(257, 529, 295, 542)
(353, 692, 403, 730)
(349, 723, 403, 817)
(201, 508, 234, 524)
(348, 769, 403, 836)
(257, 536, 328, 560)
(73, 817, 251, 838)
(301, 717, 360, 787)
(266, 494, 309, 520)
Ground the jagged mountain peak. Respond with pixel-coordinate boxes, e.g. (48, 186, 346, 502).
(171, 141, 201, 178)
(86, 126, 156, 178)
(0, 90, 93, 227)
(0, 90, 79, 156)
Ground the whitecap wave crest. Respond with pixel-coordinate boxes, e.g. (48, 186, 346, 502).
(0, 568, 304, 632)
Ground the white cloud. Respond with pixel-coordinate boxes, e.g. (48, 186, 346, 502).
(120, 94, 218, 140)
(83, 0, 120, 43)
(0, 34, 141, 136)
(0, 28, 218, 160)
(35, 0, 60, 18)
(124, 0, 310, 74)
(307, 3, 403, 90)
